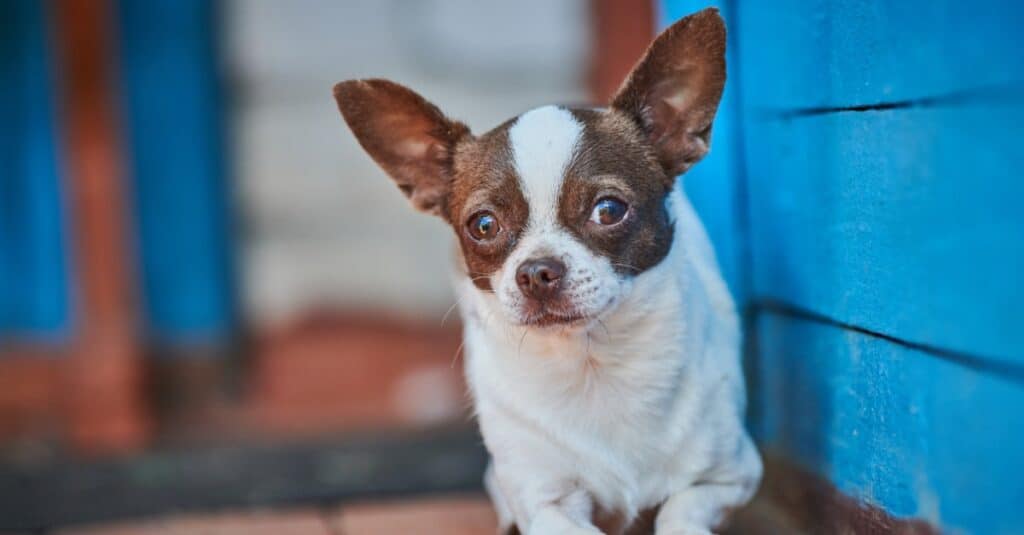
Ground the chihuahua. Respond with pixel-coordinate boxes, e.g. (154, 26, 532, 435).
(333, 8, 761, 534)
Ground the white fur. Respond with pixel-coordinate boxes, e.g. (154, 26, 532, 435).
(456, 108, 762, 534)
(498, 107, 622, 326)
(509, 105, 582, 227)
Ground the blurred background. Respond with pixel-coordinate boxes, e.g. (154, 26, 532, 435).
(2, 0, 1023, 534)
(0, 0, 654, 531)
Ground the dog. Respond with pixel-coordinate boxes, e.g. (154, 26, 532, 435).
(333, 8, 761, 534)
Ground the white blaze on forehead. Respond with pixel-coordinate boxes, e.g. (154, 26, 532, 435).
(493, 106, 623, 325)
(508, 106, 583, 226)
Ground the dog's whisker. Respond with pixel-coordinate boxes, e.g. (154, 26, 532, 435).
(611, 262, 642, 272)
(462, 275, 495, 294)
(450, 339, 466, 368)
(441, 294, 469, 326)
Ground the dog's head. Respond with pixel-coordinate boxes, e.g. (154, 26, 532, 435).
(334, 9, 725, 329)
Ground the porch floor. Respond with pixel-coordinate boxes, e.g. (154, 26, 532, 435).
(49, 495, 497, 535)
(35, 493, 795, 535)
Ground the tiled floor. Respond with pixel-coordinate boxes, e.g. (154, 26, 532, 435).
(50, 495, 497, 535)
(4, 494, 801, 535)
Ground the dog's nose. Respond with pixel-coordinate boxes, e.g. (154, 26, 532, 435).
(515, 257, 566, 300)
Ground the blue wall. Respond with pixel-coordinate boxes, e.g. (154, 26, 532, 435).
(660, 1, 749, 301)
(116, 0, 236, 348)
(0, 1, 71, 342)
(0, 0, 235, 353)
(662, 1, 1024, 533)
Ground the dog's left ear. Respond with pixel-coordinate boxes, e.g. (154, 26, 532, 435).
(334, 79, 470, 218)
(611, 8, 726, 177)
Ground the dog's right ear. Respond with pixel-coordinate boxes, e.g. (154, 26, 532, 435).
(334, 79, 470, 218)
(611, 8, 726, 178)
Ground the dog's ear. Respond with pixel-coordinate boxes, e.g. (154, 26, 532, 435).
(611, 8, 726, 177)
(334, 79, 470, 218)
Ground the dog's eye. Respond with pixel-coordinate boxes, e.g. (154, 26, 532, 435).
(467, 211, 501, 241)
(590, 197, 628, 226)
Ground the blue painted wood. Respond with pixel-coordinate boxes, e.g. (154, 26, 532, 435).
(743, 105, 1024, 363)
(0, 1, 71, 341)
(734, 1, 1024, 111)
(116, 0, 236, 346)
(754, 313, 1024, 534)
(660, 0, 749, 301)
(662, 0, 1024, 531)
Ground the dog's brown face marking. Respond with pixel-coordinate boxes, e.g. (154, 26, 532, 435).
(559, 108, 675, 276)
(333, 8, 726, 323)
(447, 122, 528, 291)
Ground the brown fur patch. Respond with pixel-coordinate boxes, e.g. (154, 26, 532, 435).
(447, 121, 529, 291)
(611, 8, 727, 176)
(559, 107, 675, 276)
(333, 79, 470, 217)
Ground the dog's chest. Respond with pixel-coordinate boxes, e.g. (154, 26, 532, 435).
(466, 319, 697, 507)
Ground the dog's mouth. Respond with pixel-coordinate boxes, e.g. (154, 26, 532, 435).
(516, 295, 620, 329)
(521, 310, 587, 328)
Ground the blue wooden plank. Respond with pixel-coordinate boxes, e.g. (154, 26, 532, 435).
(116, 0, 235, 345)
(743, 104, 1024, 363)
(735, 0, 1024, 111)
(754, 312, 1024, 534)
(0, 1, 71, 341)
(660, 0, 749, 301)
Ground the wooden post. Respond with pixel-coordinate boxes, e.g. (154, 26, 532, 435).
(589, 0, 656, 103)
(50, 0, 149, 454)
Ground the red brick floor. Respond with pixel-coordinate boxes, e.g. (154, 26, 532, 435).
(47, 495, 497, 535)
(0, 494, 800, 535)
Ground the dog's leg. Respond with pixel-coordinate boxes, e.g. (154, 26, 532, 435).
(526, 487, 603, 535)
(654, 482, 751, 535)
(654, 438, 761, 535)
(490, 467, 602, 535)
